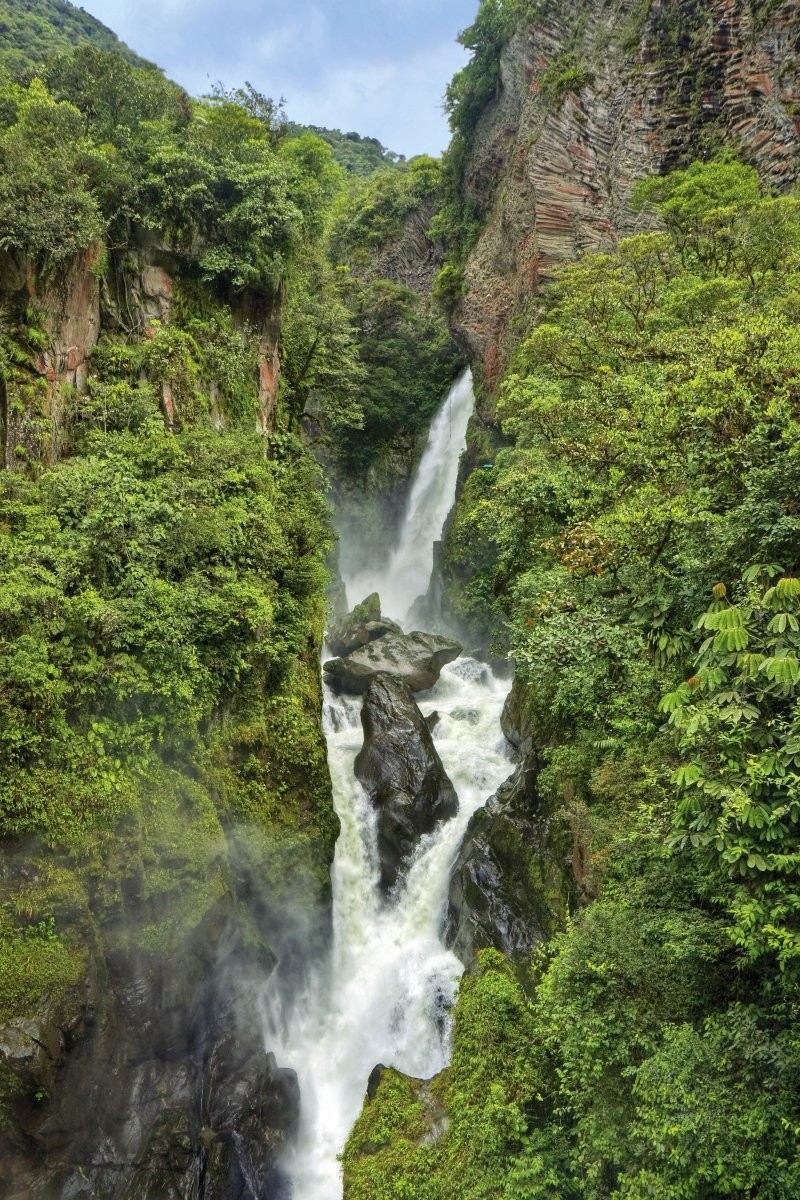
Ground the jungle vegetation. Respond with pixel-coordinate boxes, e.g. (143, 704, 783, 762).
(2, 3, 799, 1194)
(347, 158, 800, 1200)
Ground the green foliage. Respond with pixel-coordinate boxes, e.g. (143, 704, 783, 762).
(343, 952, 539, 1200)
(0, 77, 108, 262)
(402, 158, 800, 1198)
(0, 57, 340, 294)
(0, 415, 331, 842)
(0, 909, 86, 1023)
(46, 45, 188, 145)
(328, 158, 443, 266)
(623, 1007, 800, 1198)
(445, 0, 530, 143)
(538, 53, 595, 103)
(329, 278, 461, 472)
(279, 244, 365, 432)
(291, 158, 463, 472)
(287, 123, 406, 176)
(0, 0, 150, 77)
(432, 262, 467, 312)
(663, 575, 800, 968)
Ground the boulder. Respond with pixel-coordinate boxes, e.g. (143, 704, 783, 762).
(355, 674, 459, 890)
(325, 592, 402, 658)
(445, 758, 561, 968)
(324, 631, 462, 695)
(500, 673, 534, 755)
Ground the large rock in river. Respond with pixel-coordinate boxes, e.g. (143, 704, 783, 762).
(355, 674, 459, 891)
(324, 631, 461, 695)
(326, 592, 403, 658)
(445, 757, 565, 968)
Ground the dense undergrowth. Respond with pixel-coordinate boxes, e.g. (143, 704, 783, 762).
(318, 156, 462, 475)
(0, 27, 459, 1135)
(3, 2, 800, 1194)
(0, 41, 346, 1126)
(0, 0, 150, 76)
(345, 161, 800, 1199)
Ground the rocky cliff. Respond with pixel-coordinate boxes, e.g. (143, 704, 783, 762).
(453, 0, 800, 387)
(0, 235, 283, 471)
(0, 64, 336, 1198)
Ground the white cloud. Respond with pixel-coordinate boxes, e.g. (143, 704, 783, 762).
(284, 39, 468, 154)
(254, 5, 329, 65)
(78, 0, 474, 155)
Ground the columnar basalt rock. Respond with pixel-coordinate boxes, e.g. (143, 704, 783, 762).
(454, 0, 800, 385)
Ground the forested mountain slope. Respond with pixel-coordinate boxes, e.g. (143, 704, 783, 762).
(0, 0, 151, 73)
(0, 46, 346, 1195)
(2, 0, 800, 1197)
(344, 3, 800, 1198)
(0, 17, 460, 1190)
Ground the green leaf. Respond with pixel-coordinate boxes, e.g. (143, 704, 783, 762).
(674, 763, 704, 787)
(761, 656, 800, 686)
(713, 627, 749, 653)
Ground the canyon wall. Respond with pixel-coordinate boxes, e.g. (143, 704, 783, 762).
(454, 0, 800, 387)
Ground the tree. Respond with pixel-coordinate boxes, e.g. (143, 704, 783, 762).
(662, 573, 800, 971)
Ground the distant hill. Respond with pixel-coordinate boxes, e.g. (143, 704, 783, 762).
(0, 0, 152, 74)
(287, 123, 406, 176)
(0, 3, 402, 177)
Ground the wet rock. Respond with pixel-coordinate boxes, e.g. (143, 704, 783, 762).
(367, 1063, 388, 1100)
(2, 899, 295, 1200)
(451, 706, 480, 726)
(445, 757, 561, 968)
(0, 1017, 61, 1094)
(205, 1039, 300, 1198)
(500, 673, 533, 755)
(326, 593, 403, 659)
(355, 674, 459, 890)
(324, 631, 461, 695)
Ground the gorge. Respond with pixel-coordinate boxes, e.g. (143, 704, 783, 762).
(1, 2, 800, 1199)
(264, 372, 513, 1198)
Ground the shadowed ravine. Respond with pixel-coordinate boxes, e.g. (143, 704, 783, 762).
(262, 373, 513, 1198)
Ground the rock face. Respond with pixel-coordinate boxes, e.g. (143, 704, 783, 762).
(454, 0, 800, 388)
(326, 593, 403, 659)
(323, 631, 462, 695)
(445, 756, 564, 968)
(1, 900, 299, 1200)
(0, 227, 283, 470)
(355, 674, 459, 890)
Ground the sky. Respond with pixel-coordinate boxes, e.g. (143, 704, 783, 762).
(78, 0, 480, 157)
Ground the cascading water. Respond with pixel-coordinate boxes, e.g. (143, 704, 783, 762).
(265, 371, 512, 1199)
(342, 367, 476, 619)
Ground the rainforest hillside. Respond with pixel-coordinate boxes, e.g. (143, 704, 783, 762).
(343, 2, 800, 1198)
(0, 0, 152, 73)
(0, 43, 346, 1195)
(0, 21, 463, 1190)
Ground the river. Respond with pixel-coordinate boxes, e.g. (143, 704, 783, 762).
(265, 370, 513, 1198)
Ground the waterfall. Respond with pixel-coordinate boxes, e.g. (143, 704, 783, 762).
(342, 368, 476, 621)
(265, 371, 512, 1199)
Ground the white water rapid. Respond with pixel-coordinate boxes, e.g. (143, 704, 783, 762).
(265, 372, 512, 1199)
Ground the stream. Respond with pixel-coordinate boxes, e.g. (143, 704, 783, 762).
(265, 370, 513, 1198)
